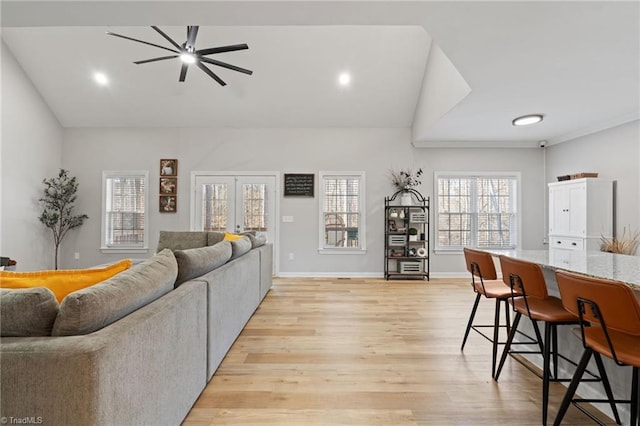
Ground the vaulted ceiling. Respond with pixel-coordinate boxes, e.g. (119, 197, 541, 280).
(2, 1, 638, 147)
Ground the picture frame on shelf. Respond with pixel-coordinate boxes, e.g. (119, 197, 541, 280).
(159, 177, 177, 194)
(388, 219, 397, 232)
(159, 195, 177, 213)
(160, 159, 177, 176)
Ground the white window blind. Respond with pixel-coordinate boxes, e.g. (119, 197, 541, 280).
(102, 171, 148, 251)
(319, 172, 366, 252)
(436, 173, 518, 250)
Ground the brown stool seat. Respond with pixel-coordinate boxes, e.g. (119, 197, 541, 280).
(512, 296, 577, 324)
(474, 280, 513, 299)
(582, 327, 640, 367)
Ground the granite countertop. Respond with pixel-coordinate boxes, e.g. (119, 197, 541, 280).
(486, 249, 640, 291)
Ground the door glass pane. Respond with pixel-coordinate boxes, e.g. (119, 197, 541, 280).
(202, 184, 228, 231)
(242, 183, 268, 232)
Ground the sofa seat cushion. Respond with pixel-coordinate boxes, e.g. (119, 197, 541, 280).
(229, 236, 252, 260)
(0, 287, 59, 336)
(0, 259, 132, 302)
(174, 241, 232, 286)
(52, 249, 178, 336)
(157, 231, 208, 252)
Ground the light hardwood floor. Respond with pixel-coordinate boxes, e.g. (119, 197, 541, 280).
(183, 278, 615, 425)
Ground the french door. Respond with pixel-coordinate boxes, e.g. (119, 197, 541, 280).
(193, 173, 276, 240)
(191, 173, 278, 272)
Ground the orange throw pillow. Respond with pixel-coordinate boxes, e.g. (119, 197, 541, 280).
(0, 259, 132, 303)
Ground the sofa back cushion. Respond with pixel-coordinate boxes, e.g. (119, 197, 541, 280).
(157, 231, 208, 252)
(0, 259, 132, 303)
(0, 287, 59, 336)
(229, 236, 252, 260)
(174, 241, 232, 286)
(52, 249, 178, 336)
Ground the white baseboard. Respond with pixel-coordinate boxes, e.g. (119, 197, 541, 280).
(276, 272, 469, 279)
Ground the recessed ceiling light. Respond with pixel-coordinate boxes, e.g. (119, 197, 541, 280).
(93, 72, 109, 86)
(338, 72, 351, 86)
(512, 114, 544, 126)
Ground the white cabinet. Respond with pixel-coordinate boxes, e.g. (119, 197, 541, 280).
(548, 178, 612, 251)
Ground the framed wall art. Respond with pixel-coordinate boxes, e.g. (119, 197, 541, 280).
(159, 195, 177, 213)
(160, 159, 177, 177)
(159, 177, 177, 194)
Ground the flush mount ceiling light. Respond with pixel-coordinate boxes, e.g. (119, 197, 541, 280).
(107, 25, 252, 86)
(512, 114, 544, 126)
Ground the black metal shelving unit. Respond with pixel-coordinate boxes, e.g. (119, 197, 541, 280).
(384, 189, 430, 280)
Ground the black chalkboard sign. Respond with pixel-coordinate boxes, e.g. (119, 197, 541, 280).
(284, 173, 314, 197)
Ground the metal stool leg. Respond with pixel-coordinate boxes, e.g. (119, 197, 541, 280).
(553, 348, 592, 426)
(632, 367, 639, 426)
(592, 352, 622, 424)
(461, 292, 482, 351)
(494, 312, 521, 380)
(492, 297, 502, 378)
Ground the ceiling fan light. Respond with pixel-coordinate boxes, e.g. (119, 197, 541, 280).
(180, 53, 196, 64)
(512, 114, 544, 126)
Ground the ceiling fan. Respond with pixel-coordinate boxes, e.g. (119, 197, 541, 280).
(107, 26, 253, 86)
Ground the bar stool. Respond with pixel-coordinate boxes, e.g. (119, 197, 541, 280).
(554, 271, 638, 426)
(461, 248, 513, 378)
(494, 255, 599, 426)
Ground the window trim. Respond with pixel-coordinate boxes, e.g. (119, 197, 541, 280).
(101, 170, 149, 253)
(318, 171, 366, 254)
(434, 171, 521, 252)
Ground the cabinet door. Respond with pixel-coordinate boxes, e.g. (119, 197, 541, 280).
(549, 186, 570, 235)
(567, 183, 586, 236)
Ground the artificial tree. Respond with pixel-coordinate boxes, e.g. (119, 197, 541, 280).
(38, 169, 88, 269)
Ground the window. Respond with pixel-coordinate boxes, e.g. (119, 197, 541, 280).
(435, 172, 519, 251)
(101, 171, 148, 252)
(319, 171, 366, 252)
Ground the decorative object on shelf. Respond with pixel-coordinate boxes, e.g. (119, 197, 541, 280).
(388, 220, 397, 232)
(160, 159, 178, 213)
(408, 248, 417, 257)
(391, 168, 423, 191)
(38, 169, 89, 270)
(408, 227, 418, 241)
(416, 247, 427, 258)
(389, 208, 398, 218)
(600, 226, 640, 255)
(399, 209, 405, 219)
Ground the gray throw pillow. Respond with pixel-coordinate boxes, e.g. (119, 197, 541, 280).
(229, 236, 252, 260)
(174, 241, 232, 286)
(52, 249, 178, 336)
(0, 287, 59, 336)
(244, 233, 267, 248)
(156, 231, 208, 252)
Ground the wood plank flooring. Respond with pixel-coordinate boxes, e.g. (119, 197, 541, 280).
(182, 278, 616, 425)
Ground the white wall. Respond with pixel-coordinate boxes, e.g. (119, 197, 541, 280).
(62, 127, 546, 276)
(545, 120, 640, 241)
(1, 41, 63, 270)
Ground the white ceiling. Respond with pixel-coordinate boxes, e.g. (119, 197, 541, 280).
(2, 1, 639, 147)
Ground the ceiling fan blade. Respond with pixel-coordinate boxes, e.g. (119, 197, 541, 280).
(195, 61, 226, 86)
(107, 31, 178, 54)
(134, 55, 178, 64)
(179, 63, 189, 82)
(199, 57, 253, 75)
(187, 26, 199, 48)
(151, 26, 182, 50)
(197, 44, 249, 56)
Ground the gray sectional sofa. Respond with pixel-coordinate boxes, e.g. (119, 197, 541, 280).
(0, 231, 272, 426)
